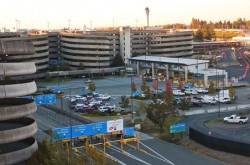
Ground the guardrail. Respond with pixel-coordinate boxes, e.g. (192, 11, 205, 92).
(178, 104, 250, 116)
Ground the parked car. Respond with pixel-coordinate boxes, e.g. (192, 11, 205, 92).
(224, 114, 248, 124)
(184, 88, 198, 95)
(201, 97, 217, 105)
(190, 98, 203, 107)
(218, 97, 231, 104)
(173, 89, 185, 96)
(74, 104, 89, 112)
(98, 106, 109, 113)
(196, 87, 208, 94)
(96, 94, 111, 101)
(85, 79, 92, 83)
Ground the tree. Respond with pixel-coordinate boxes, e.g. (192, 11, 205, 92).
(208, 80, 215, 95)
(164, 80, 174, 107)
(131, 80, 137, 92)
(119, 95, 130, 109)
(228, 85, 235, 100)
(146, 98, 169, 134)
(28, 139, 106, 165)
(135, 100, 146, 117)
(152, 78, 158, 91)
(88, 82, 96, 92)
(78, 62, 85, 70)
(111, 54, 125, 67)
(141, 78, 147, 92)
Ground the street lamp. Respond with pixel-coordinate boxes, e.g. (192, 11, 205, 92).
(216, 60, 221, 118)
(130, 75, 134, 123)
(57, 57, 60, 86)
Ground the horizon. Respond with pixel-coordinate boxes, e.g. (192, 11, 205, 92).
(0, 0, 249, 30)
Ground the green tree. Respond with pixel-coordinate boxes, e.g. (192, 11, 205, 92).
(88, 82, 96, 92)
(131, 80, 137, 92)
(208, 80, 215, 95)
(135, 100, 146, 117)
(194, 29, 203, 41)
(111, 54, 125, 67)
(146, 98, 169, 134)
(119, 95, 130, 109)
(228, 85, 235, 100)
(141, 78, 147, 92)
(78, 62, 85, 70)
(59, 64, 71, 71)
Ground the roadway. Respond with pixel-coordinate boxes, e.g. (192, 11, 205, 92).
(33, 109, 224, 165)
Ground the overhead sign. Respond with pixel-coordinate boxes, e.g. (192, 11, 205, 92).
(123, 127, 135, 136)
(170, 123, 185, 134)
(53, 86, 62, 92)
(85, 122, 107, 136)
(72, 125, 86, 138)
(34, 95, 46, 105)
(44, 94, 56, 104)
(107, 119, 123, 133)
(35, 94, 56, 105)
(53, 127, 71, 140)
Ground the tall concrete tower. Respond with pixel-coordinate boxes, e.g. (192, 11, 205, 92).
(145, 7, 150, 27)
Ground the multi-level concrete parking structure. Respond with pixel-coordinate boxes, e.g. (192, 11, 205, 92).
(60, 31, 120, 70)
(0, 27, 193, 73)
(0, 39, 38, 164)
(120, 27, 193, 63)
(0, 31, 49, 72)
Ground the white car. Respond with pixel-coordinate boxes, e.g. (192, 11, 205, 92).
(196, 87, 208, 94)
(96, 94, 111, 101)
(201, 98, 217, 105)
(173, 90, 185, 96)
(218, 97, 231, 104)
(224, 114, 248, 124)
(185, 88, 198, 95)
(98, 106, 109, 113)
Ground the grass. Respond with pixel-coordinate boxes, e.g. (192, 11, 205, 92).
(206, 117, 223, 123)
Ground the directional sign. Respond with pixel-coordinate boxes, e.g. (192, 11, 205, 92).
(107, 119, 123, 133)
(53, 127, 71, 140)
(34, 95, 46, 105)
(53, 86, 62, 92)
(81, 89, 87, 95)
(170, 123, 186, 134)
(123, 127, 135, 136)
(85, 122, 107, 136)
(72, 125, 86, 138)
(45, 94, 56, 104)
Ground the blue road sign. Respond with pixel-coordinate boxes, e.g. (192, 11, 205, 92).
(53, 86, 62, 92)
(45, 94, 56, 104)
(81, 89, 87, 95)
(53, 127, 71, 140)
(72, 125, 86, 138)
(85, 122, 107, 136)
(123, 127, 135, 136)
(170, 123, 186, 134)
(34, 95, 46, 105)
(132, 91, 140, 97)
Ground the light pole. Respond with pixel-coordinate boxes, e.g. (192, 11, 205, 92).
(68, 19, 71, 30)
(216, 60, 221, 118)
(130, 75, 134, 123)
(57, 57, 60, 86)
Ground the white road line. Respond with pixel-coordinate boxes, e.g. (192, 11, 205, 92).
(140, 142, 174, 165)
(108, 145, 151, 165)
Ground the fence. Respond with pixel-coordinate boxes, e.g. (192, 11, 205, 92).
(189, 127, 250, 156)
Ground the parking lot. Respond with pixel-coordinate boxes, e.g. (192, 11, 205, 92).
(36, 76, 250, 116)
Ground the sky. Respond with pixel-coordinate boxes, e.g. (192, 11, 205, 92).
(1, 0, 250, 30)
